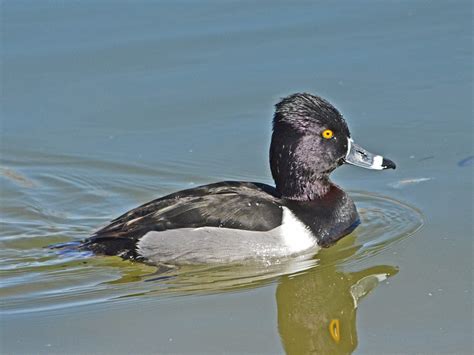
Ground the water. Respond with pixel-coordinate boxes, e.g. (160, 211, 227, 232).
(1, 1, 472, 354)
(1, 188, 423, 315)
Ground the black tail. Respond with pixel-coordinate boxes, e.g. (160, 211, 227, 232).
(49, 237, 139, 261)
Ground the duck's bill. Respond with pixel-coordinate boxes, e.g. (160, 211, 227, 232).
(345, 138, 396, 170)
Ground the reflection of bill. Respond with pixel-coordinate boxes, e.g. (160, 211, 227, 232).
(277, 264, 398, 354)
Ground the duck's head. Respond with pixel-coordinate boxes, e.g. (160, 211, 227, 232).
(270, 93, 395, 200)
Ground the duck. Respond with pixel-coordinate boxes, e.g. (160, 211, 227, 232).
(78, 93, 395, 264)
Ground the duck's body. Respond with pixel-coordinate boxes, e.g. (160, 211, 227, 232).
(78, 93, 395, 264)
(82, 181, 358, 263)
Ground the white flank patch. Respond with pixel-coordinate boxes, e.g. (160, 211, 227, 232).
(280, 207, 319, 254)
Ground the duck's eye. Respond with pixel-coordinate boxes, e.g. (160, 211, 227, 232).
(322, 129, 334, 139)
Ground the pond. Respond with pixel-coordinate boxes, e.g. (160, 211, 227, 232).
(1, 1, 472, 353)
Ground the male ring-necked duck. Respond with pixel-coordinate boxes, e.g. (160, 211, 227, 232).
(79, 93, 395, 264)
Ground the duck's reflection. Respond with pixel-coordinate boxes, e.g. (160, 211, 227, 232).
(277, 262, 397, 354)
(94, 234, 398, 355)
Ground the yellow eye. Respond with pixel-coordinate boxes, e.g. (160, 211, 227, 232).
(329, 319, 341, 343)
(322, 129, 334, 139)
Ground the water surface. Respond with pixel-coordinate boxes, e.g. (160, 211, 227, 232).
(1, 0, 472, 353)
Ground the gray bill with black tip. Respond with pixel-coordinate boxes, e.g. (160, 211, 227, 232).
(345, 138, 396, 170)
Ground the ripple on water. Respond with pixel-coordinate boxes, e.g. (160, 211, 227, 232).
(0, 192, 423, 315)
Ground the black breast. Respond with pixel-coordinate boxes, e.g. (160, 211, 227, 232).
(284, 185, 359, 247)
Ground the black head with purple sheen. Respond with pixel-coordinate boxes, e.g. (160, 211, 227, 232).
(269, 93, 395, 201)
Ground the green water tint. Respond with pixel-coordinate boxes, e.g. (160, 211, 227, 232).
(2, 1, 471, 351)
(277, 264, 398, 354)
(0, 155, 432, 354)
(1, 192, 422, 318)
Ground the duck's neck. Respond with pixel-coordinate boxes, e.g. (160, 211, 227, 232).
(278, 174, 332, 201)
